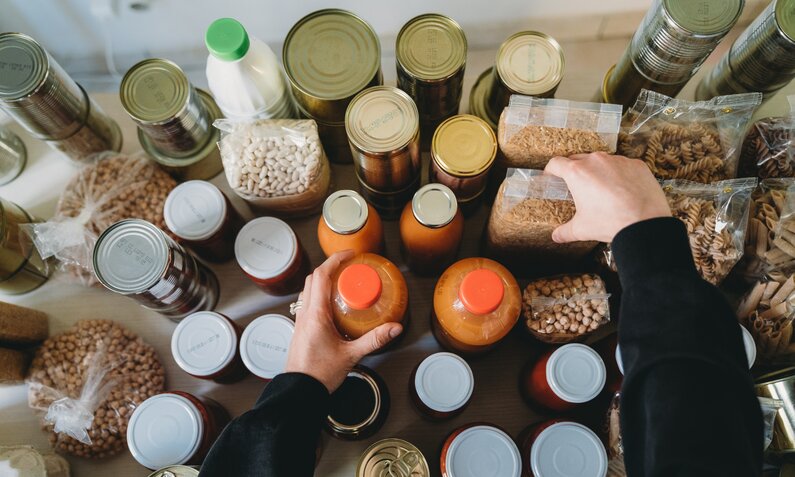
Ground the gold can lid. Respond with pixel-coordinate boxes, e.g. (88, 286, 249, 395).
(396, 14, 467, 82)
(432, 114, 496, 177)
(495, 31, 564, 96)
(0, 33, 49, 101)
(120, 58, 190, 123)
(357, 438, 430, 477)
(147, 465, 199, 477)
(412, 183, 458, 228)
(664, 0, 743, 36)
(284, 9, 381, 101)
(468, 67, 498, 130)
(346, 86, 419, 153)
(323, 189, 369, 235)
(777, 0, 795, 42)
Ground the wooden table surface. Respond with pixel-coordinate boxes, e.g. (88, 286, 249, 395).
(0, 33, 789, 477)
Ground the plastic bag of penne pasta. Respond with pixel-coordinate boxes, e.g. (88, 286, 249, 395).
(742, 179, 795, 278)
(617, 90, 761, 183)
(737, 271, 795, 362)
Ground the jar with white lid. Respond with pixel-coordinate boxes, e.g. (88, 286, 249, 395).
(522, 343, 606, 412)
(170, 311, 247, 383)
(410, 352, 474, 420)
(127, 391, 230, 470)
(440, 424, 522, 477)
(234, 217, 311, 295)
(518, 420, 608, 477)
(164, 180, 244, 263)
(240, 313, 295, 381)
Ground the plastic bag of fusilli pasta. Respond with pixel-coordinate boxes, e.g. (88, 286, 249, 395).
(617, 90, 761, 183)
(738, 117, 794, 179)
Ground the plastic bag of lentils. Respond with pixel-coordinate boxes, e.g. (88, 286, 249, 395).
(215, 118, 331, 217)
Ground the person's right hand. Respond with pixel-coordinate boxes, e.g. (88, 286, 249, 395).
(544, 152, 671, 243)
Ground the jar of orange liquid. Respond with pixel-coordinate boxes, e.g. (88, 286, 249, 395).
(317, 190, 384, 257)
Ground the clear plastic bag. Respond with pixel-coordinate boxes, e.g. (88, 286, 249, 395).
(663, 178, 757, 285)
(522, 273, 611, 344)
(759, 397, 784, 451)
(484, 168, 598, 272)
(215, 118, 331, 218)
(738, 117, 794, 179)
(742, 179, 795, 278)
(498, 95, 622, 169)
(605, 391, 622, 459)
(737, 272, 795, 362)
(617, 90, 762, 182)
(21, 152, 176, 286)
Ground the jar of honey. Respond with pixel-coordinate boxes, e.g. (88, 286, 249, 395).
(522, 344, 606, 412)
(432, 258, 521, 355)
(400, 184, 464, 276)
(170, 311, 247, 384)
(234, 217, 311, 296)
(518, 420, 608, 477)
(331, 253, 409, 343)
(317, 190, 384, 257)
(239, 313, 295, 381)
(440, 424, 522, 477)
(410, 352, 474, 420)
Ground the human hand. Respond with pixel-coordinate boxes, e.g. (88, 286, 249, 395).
(544, 152, 671, 243)
(284, 250, 403, 393)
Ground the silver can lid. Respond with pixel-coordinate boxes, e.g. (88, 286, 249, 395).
(93, 219, 170, 295)
(323, 189, 369, 235)
(412, 183, 458, 228)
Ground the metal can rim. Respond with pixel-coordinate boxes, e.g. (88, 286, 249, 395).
(396, 13, 467, 83)
(345, 86, 420, 154)
(147, 465, 200, 477)
(356, 438, 430, 477)
(431, 114, 496, 177)
(120, 58, 191, 124)
(0, 32, 50, 102)
(494, 31, 565, 96)
(468, 67, 498, 130)
(662, 0, 744, 37)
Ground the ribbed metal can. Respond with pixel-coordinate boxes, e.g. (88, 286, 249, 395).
(697, 0, 795, 101)
(468, 67, 499, 130)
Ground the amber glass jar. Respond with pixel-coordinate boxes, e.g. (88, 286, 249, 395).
(522, 344, 606, 413)
(331, 253, 409, 342)
(318, 189, 384, 257)
(410, 352, 474, 420)
(518, 420, 608, 477)
(440, 423, 522, 477)
(400, 184, 464, 276)
(326, 365, 390, 441)
(432, 258, 521, 355)
(170, 311, 247, 384)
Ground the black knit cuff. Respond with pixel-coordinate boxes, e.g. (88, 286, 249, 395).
(255, 372, 330, 410)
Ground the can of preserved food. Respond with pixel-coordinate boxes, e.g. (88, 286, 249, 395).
(239, 313, 295, 381)
(756, 367, 795, 453)
(0, 33, 122, 162)
(234, 217, 311, 296)
(93, 219, 220, 320)
(357, 438, 429, 477)
(318, 190, 384, 257)
(171, 311, 247, 384)
(163, 180, 244, 263)
(0, 198, 50, 294)
(410, 352, 474, 420)
(441, 424, 522, 477)
(522, 344, 606, 412)
(400, 184, 464, 276)
(0, 127, 26, 185)
(518, 420, 608, 477)
(356, 174, 421, 220)
(326, 365, 390, 441)
(469, 67, 499, 130)
(127, 391, 230, 470)
(148, 465, 200, 477)
(697, 0, 795, 101)
(432, 258, 521, 355)
(430, 114, 497, 211)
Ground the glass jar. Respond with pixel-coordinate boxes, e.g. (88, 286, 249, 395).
(234, 217, 311, 296)
(317, 190, 384, 257)
(0, 127, 26, 185)
(0, 198, 50, 294)
(170, 311, 247, 384)
(357, 438, 430, 477)
(400, 184, 464, 276)
(432, 258, 521, 355)
(410, 352, 473, 420)
(331, 253, 409, 342)
(239, 313, 295, 381)
(326, 365, 390, 441)
(521, 344, 606, 412)
(93, 219, 219, 321)
(440, 424, 522, 477)
(518, 420, 608, 477)
(164, 180, 244, 263)
(127, 391, 230, 470)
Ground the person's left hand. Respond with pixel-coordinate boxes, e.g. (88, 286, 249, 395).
(284, 250, 403, 393)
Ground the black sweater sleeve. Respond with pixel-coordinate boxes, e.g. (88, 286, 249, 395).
(613, 217, 763, 476)
(199, 373, 329, 477)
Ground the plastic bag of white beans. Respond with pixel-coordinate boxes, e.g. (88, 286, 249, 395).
(215, 118, 331, 217)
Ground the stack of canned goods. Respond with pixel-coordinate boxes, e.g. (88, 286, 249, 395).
(469, 31, 564, 130)
(0, 33, 122, 163)
(120, 59, 223, 181)
(697, 0, 795, 101)
(396, 14, 467, 150)
(601, 0, 743, 107)
(283, 9, 383, 164)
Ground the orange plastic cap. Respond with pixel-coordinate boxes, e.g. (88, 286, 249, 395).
(338, 263, 382, 310)
(459, 269, 504, 315)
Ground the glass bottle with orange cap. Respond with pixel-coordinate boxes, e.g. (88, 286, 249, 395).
(331, 253, 409, 348)
(432, 257, 521, 355)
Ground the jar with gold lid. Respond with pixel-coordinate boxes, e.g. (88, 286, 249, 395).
(356, 438, 430, 477)
(317, 189, 384, 258)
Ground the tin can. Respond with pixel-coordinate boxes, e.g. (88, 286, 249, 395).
(357, 438, 430, 477)
(148, 465, 199, 477)
(468, 67, 499, 130)
(296, 102, 353, 164)
(326, 365, 390, 441)
(0, 33, 122, 162)
(171, 311, 247, 384)
(440, 424, 522, 477)
(357, 173, 421, 220)
(518, 420, 608, 477)
(239, 313, 295, 381)
(0, 127, 26, 185)
(757, 367, 795, 454)
(93, 219, 220, 321)
(409, 352, 473, 420)
(0, 198, 50, 294)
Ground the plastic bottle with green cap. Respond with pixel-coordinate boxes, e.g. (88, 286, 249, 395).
(205, 17, 296, 120)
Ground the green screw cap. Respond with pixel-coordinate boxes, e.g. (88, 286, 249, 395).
(206, 18, 250, 61)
